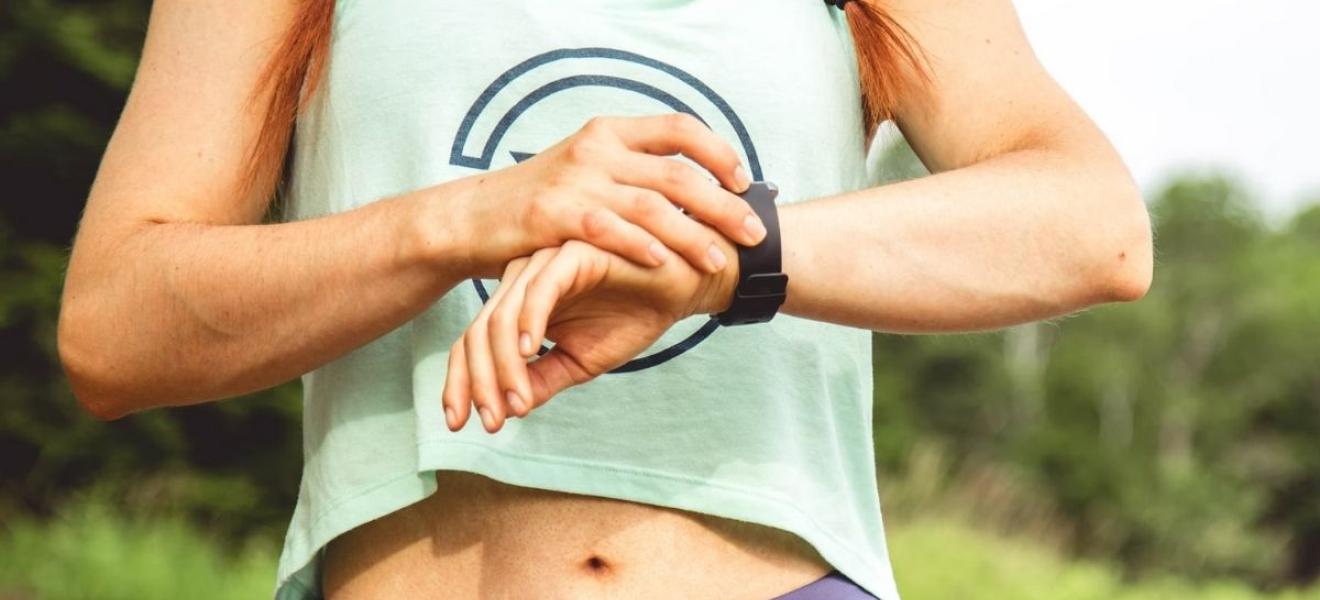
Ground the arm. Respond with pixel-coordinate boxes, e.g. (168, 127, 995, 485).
(57, 1, 470, 419)
(440, 0, 1156, 430)
(777, 0, 1152, 333)
(59, 1, 764, 420)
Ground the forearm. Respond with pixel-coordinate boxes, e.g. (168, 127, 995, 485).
(776, 147, 1152, 333)
(59, 187, 464, 419)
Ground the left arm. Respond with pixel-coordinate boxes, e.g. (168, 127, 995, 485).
(443, 0, 1155, 431)
(774, 0, 1151, 333)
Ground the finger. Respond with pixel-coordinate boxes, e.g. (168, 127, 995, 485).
(494, 255, 542, 417)
(465, 320, 505, 432)
(518, 242, 603, 354)
(607, 182, 734, 273)
(574, 202, 670, 269)
(526, 346, 596, 409)
(487, 257, 538, 416)
(611, 154, 764, 249)
(487, 250, 557, 418)
(463, 259, 529, 433)
(443, 339, 472, 431)
(600, 113, 752, 194)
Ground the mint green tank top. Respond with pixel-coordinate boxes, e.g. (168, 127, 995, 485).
(275, 1, 899, 598)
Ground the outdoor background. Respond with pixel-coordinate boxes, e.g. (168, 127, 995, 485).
(2, 1, 1318, 599)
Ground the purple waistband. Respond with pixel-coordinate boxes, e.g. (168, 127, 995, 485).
(768, 570, 879, 600)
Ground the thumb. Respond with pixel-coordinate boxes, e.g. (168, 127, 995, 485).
(526, 345, 597, 408)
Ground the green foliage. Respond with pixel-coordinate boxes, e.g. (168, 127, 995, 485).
(3, 2, 1319, 596)
(871, 142, 1320, 586)
(7, 1, 145, 89)
(890, 519, 1320, 600)
(0, 210, 303, 539)
(0, 497, 275, 600)
(0, 0, 302, 543)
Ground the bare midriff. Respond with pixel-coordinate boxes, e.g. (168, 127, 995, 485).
(323, 470, 833, 599)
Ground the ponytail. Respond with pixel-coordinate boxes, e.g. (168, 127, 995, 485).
(247, 0, 926, 199)
(245, 0, 335, 201)
(831, 0, 931, 139)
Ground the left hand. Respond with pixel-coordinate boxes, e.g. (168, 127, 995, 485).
(442, 236, 739, 434)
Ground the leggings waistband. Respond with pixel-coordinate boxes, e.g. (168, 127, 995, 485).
(768, 569, 879, 600)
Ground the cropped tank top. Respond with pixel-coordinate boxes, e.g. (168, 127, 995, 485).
(275, 1, 899, 598)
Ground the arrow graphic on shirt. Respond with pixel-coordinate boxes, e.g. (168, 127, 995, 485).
(450, 47, 767, 372)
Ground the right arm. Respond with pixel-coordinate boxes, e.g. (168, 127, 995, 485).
(58, 0, 763, 420)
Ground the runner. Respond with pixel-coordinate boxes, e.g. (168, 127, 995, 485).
(58, 1, 1153, 598)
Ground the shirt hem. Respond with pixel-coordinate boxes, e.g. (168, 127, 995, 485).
(274, 438, 900, 600)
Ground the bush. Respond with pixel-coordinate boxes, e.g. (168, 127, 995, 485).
(0, 498, 275, 600)
(889, 519, 1320, 600)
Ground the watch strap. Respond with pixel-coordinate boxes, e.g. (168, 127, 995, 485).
(715, 182, 789, 326)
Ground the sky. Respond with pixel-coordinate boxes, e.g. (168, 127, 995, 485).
(1012, 0, 1319, 218)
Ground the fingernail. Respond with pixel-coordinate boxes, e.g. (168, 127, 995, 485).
(707, 243, 727, 270)
(444, 406, 456, 428)
(479, 407, 495, 431)
(744, 213, 766, 244)
(519, 332, 533, 355)
(734, 165, 751, 191)
(648, 241, 669, 265)
(507, 391, 525, 415)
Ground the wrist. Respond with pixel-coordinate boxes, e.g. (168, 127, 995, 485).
(694, 233, 741, 315)
(709, 181, 787, 325)
(402, 181, 476, 286)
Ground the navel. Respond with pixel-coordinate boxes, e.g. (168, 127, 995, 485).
(582, 554, 612, 576)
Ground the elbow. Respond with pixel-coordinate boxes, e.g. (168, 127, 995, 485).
(1102, 252, 1152, 303)
(1089, 183, 1154, 303)
(60, 354, 131, 422)
(58, 301, 134, 421)
(69, 384, 131, 422)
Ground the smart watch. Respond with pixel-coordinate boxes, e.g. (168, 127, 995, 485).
(714, 181, 789, 326)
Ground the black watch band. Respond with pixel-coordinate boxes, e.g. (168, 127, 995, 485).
(714, 181, 789, 326)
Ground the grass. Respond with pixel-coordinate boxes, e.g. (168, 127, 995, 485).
(2, 500, 1318, 599)
(889, 519, 1320, 600)
(0, 501, 275, 600)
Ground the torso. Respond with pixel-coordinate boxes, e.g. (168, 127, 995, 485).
(323, 470, 832, 599)
(298, 5, 877, 598)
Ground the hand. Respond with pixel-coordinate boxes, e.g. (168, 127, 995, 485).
(442, 235, 740, 433)
(426, 113, 767, 279)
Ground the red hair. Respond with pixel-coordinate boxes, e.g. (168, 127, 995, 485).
(247, 0, 928, 198)
(244, 0, 335, 199)
(838, 1, 931, 137)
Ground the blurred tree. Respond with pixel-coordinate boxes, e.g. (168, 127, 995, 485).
(0, 0, 302, 542)
(870, 138, 1320, 586)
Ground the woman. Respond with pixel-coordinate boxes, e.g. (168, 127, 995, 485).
(57, 0, 1152, 598)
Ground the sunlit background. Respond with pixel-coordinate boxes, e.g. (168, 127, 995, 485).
(2, 2, 1317, 599)
(1016, 0, 1320, 218)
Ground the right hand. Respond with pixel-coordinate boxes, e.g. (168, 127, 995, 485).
(434, 113, 768, 278)
(442, 233, 740, 433)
